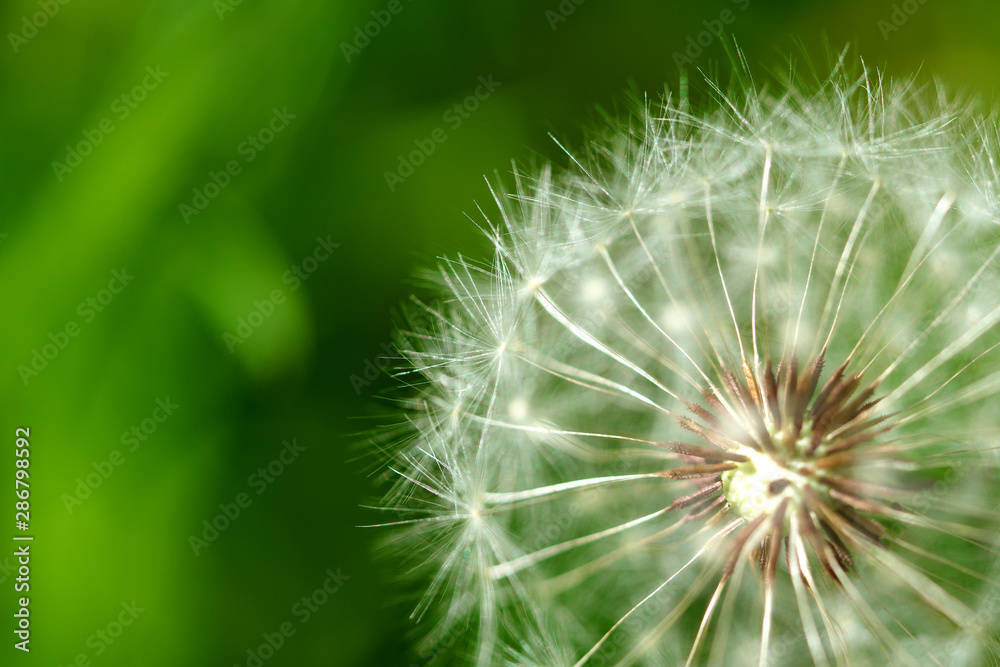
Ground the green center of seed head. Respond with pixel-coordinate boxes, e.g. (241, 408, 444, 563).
(690, 352, 888, 539)
(721, 446, 810, 523)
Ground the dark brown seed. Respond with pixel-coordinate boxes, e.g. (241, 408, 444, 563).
(659, 462, 738, 480)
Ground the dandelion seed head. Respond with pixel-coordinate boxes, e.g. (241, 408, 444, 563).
(371, 51, 1000, 666)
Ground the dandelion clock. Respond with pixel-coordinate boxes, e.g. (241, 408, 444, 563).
(368, 50, 1000, 666)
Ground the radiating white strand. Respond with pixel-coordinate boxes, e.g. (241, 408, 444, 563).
(598, 246, 720, 399)
(821, 211, 878, 354)
(615, 326, 707, 400)
(684, 579, 727, 667)
(573, 519, 742, 667)
(751, 144, 774, 376)
(624, 213, 723, 378)
(879, 239, 1000, 380)
(793, 154, 847, 355)
(535, 290, 682, 401)
(490, 504, 678, 580)
(704, 182, 748, 361)
(519, 347, 670, 414)
(793, 525, 847, 665)
(867, 546, 978, 632)
(888, 302, 1000, 402)
(704, 559, 747, 667)
(787, 520, 832, 667)
(900, 361, 1000, 424)
(813, 178, 881, 359)
(619, 560, 728, 667)
(851, 193, 960, 365)
(484, 473, 664, 506)
(538, 518, 700, 598)
(829, 556, 922, 667)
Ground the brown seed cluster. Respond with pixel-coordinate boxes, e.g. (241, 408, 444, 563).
(657, 349, 901, 584)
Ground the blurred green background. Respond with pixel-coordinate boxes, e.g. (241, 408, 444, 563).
(2, 1, 999, 665)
